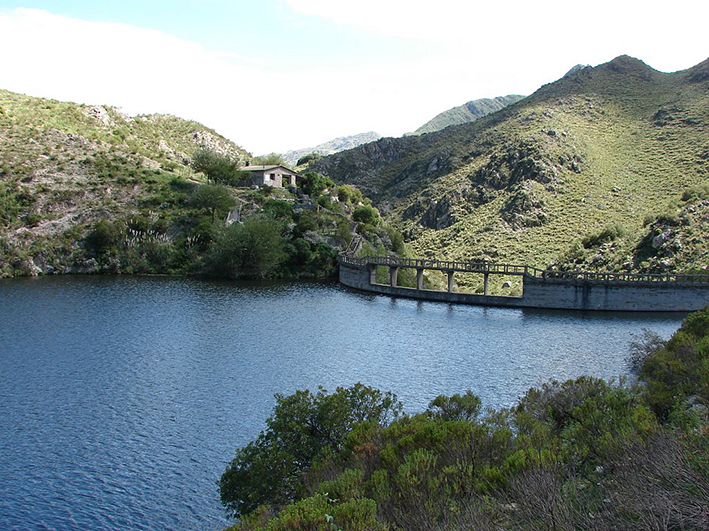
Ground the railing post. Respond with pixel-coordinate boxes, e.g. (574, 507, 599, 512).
(483, 273, 489, 295)
(447, 270, 455, 293)
(416, 268, 424, 290)
(368, 264, 377, 285)
(389, 266, 399, 288)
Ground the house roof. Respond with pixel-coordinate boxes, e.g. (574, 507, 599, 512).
(239, 164, 298, 175)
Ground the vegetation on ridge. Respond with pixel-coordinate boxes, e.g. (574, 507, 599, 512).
(221, 305, 709, 530)
(309, 55, 709, 290)
(0, 89, 405, 278)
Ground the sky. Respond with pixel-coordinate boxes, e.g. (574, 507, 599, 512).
(0, 1, 707, 155)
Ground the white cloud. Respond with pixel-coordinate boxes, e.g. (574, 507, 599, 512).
(0, 5, 707, 155)
(0, 8, 314, 154)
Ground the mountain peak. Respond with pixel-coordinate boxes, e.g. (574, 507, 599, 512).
(602, 55, 655, 74)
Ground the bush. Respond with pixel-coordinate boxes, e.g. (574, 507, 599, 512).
(581, 224, 626, 248)
(85, 220, 122, 256)
(301, 171, 334, 198)
(220, 384, 402, 517)
(352, 205, 380, 226)
(681, 184, 709, 202)
(205, 218, 286, 278)
(191, 149, 246, 185)
(189, 184, 236, 222)
(296, 152, 322, 166)
(263, 199, 294, 219)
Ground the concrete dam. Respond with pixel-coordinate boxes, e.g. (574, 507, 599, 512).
(338, 254, 709, 312)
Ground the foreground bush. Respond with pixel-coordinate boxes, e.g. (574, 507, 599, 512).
(222, 306, 709, 531)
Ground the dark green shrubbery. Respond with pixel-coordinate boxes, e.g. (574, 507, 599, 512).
(192, 148, 247, 185)
(205, 218, 287, 279)
(352, 205, 380, 226)
(222, 306, 709, 531)
(301, 171, 334, 198)
(220, 384, 402, 517)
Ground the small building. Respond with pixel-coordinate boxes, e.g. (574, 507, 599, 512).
(240, 165, 298, 188)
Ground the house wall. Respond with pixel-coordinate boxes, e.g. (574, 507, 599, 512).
(248, 167, 297, 188)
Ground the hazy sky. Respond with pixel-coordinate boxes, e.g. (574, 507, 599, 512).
(0, 1, 707, 154)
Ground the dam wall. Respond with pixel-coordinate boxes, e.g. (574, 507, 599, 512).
(338, 259, 709, 312)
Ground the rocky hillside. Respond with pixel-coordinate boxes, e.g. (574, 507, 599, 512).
(281, 131, 382, 166)
(311, 56, 709, 276)
(0, 90, 402, 278)
(407, 95, 526, 135)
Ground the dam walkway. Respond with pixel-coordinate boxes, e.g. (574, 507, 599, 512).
(338, 254, 709, 312)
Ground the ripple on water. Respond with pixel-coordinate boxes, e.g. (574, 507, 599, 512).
(0, 276, 685, 530)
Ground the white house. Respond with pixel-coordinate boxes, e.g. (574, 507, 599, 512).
(240, 165, 298, 188)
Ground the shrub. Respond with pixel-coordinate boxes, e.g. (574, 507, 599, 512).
(205, 218, 286, 278)
(681, 184, 709, 202)
(352, 205, 380, 226)
(301, 171, 334, 198)
(189, 184, 236, 222)
(85, 220, 122, 256)
(191, 149, 246, 185)
(220, 384, 402, 517)
(581, 224, 626, 248)
(296, 152, 322, 166)
(263, 199, 294, 219)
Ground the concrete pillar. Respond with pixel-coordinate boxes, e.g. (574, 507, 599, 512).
(389, 266, 399, 287)
(483, 273, 489, 295)
(368, 265, 377, 285)
(416, 268, 424, 290)
(447, 270, 455, 293)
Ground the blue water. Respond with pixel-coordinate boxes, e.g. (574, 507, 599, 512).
(0, 276, 685, 530)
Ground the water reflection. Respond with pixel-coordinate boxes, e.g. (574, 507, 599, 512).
(0, 276, 685, 531)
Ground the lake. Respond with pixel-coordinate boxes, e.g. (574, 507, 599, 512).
(0, 276, 685, 530)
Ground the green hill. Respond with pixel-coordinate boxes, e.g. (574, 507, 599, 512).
(311, 56, 709, 281)
(0, 90, 398, 278)
(407, 94, 526, 135)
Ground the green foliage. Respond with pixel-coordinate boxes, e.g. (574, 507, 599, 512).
(224, 304, 709, 530)
(352, 205, 380, 226)
(220, 384, 402, 517)
(205, 218, 287, 279)
(681, 184, 709, 202)
(262, 199, 294, 220)
(301, 172, 334, 198)
(253, 153, 287, 166)
(296, 152, 322, 166)
(427, 391, 481, 422)
(192, 149, 246, 185)
(581, 223, 626, 248)
(189, 184, 236, 222)
(640, 305, 709, 418)
(85, 220, 122, 256)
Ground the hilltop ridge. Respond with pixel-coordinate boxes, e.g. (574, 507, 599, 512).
(407, 95, 526, 136)
(310, 55, 709, 280)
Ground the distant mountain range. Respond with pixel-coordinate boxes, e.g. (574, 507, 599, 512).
(310, 55, 709, 277)
(279, 131, 382, 166)
(407, 95, 526, 135)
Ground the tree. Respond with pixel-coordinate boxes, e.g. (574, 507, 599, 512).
(296, 152, 322, 166)
(253, 153, 287, 166)
(189, 184, 236, 222)
(301, 171, 334, 197)
(205, 217, 287, 278)
(352, 205, 380, 226)
(191, 148, 245, 185)
(220, 383, 402, 517)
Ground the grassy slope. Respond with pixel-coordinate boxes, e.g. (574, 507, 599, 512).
(0, 89, 252, 275)
(312, 56, 709, 286)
